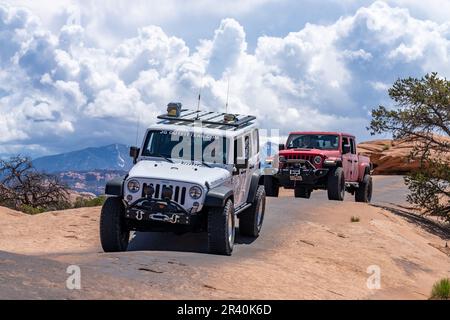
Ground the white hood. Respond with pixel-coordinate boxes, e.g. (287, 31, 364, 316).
(128, 159, 231, 188)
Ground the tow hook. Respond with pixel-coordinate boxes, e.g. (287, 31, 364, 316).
(136, 210, 144, 221)
(149, 213, 179, 224)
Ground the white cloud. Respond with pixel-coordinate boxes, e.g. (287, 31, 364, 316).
(0, 1, 449, 157)
(370, 81, 390, 92)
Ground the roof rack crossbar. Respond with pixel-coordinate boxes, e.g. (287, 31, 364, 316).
(157, 112, 256, 129)
(202, 113, 226, 122)
(170, 110, 211, 125)
(195, 111, 216, 121)
(179, 110, 199, 118)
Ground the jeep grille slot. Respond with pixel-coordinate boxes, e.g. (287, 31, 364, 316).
(155, 184, 160, 198)
(170, 185, 174, 200)
(174, 186, 180, 202)
(180, 187, 186, 205)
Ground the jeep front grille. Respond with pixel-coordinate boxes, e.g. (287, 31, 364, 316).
(142, 183, 187, 205)
(286, 154, 314, 162)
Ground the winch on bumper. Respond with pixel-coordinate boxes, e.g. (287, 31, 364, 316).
(275, 159, 329, 188)
(125, 197, 198, 225)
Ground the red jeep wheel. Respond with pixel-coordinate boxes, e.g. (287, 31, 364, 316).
(327, 167, 345, 201)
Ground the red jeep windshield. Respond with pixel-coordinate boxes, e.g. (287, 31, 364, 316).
(286, 134, 339, 150)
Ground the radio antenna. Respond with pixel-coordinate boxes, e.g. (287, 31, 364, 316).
(197, 90, 201, 112)
(225, 77, 230, 114)
(196, 77, 204, 120)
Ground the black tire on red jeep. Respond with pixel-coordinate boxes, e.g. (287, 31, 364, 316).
(100, 197, 130, 252)
(327, 167, 345, 201)
(294, 187, 311, 199)
(264, 175, 279, 197)
(355, 174, 373, 203)
(240, 185, 266, 237)
(207, 199, 235, 255)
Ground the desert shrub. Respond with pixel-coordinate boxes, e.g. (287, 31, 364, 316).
(74, 196, 106, 208)
(0, 156, 69, 214)
(351, 216, 360, 223)
(430, 278, 450, 300)
(48, 200, 73, 211)
(19, 204, 46, 215)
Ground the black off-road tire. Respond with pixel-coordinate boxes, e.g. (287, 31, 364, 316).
(100, 197, 130, 252)
(355, 174, 373, 203)
(294, 187, 311, 199)
(264, 176, 279, 197)
(240, 186, 266, 237)
(327, 167, 345, 201)
(207, 199, 235, 255)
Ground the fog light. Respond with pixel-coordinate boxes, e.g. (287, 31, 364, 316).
(126, 195, 133, 201)
(191, 202, 200, 214)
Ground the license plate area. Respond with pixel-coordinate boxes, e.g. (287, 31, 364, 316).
(290, 169, 303, 181)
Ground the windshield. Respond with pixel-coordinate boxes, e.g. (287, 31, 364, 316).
(142, 130, 229, 164)
(287, 134, 339, 150)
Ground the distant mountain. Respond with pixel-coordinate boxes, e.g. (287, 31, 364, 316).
(57, 170, 128, 196)
(33, 144, 133, 173)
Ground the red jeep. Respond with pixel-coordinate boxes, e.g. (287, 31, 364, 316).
(264, 132, 373, 202)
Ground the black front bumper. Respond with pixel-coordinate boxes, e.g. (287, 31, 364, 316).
(275, 167, 329, 188)
(125, 197, 193, 225)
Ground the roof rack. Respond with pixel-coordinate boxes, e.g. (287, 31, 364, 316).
(157, 109, 256, 130)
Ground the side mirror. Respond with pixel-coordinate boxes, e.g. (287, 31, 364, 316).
(343, 144, 351, 154)
(279, 144, 285, 151)
(129, 146, 140, 164)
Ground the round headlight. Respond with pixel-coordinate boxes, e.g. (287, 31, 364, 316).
(314, 156, 322, 165)
(189, 186, 203, 199)
(127, 179, 140, 193)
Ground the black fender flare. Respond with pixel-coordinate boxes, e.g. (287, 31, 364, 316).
(105, 175, 127, 196)
(324, 159, 343, 169)
(204, 185, 234, 208)
(246, 171, 264, 204)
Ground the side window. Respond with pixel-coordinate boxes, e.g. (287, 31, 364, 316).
(252, 129, 259, 154)
(234, 138, 240, 163)
(342, 137, 349, 152)
(245, 135, 251, 159)
(234, 136, 248, 165)
(350, 138, 356, 154)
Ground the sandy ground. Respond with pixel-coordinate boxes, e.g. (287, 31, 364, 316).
(0, 176, 449, 299)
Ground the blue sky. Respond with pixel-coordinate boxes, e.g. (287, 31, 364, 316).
(0, 0, 449, 158)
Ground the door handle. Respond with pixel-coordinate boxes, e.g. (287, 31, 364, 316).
(249, 165, 255, 169)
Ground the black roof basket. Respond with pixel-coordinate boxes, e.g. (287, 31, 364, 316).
(157, 109, 256, 130)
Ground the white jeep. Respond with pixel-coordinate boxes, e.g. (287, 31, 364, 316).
(100, 104, 266, 255)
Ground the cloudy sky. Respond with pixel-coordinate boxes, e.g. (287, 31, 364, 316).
(0, 0, 449, 158)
